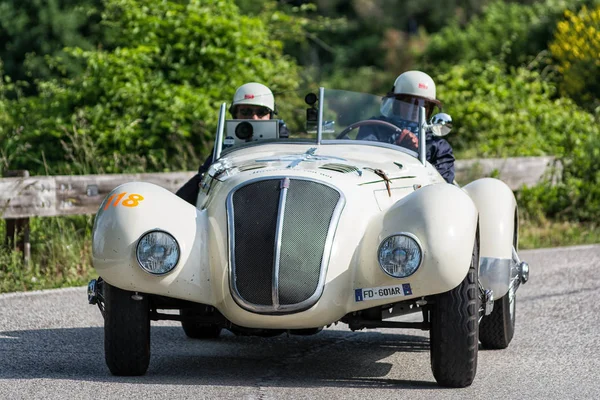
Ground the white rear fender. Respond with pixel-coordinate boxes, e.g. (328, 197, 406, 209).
(462, 178, 517, 297)
(92, 182, 213, 303)
(354, 183, 478, 308)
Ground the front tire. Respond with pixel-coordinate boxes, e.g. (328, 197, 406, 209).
(104, 282, 150, 376)
(429, 238, 480, 388)
(479, 282, 516, 349)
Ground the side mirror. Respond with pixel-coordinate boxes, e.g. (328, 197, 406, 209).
(428, 113, 453, 137)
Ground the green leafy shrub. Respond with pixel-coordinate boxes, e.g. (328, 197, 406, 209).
(1, 0, 300, 175)
(0, 0, 107, 91)
(422, 0, 600, 70)
(518, 125, 600, 223)
(436, 57, 600, 223)
(436, 59, 597, 158)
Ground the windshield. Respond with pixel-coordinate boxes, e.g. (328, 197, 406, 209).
(318, 89, 423, 154)
(215, 88, 426, 161)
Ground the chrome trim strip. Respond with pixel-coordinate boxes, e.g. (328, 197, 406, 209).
(317, 87, 324, 145)
(272, 177, 290, 309)
(479, 257, 512, 298)
(212, 102, 227, 163)
(511, 246, 521, 285)
(226, 175, 346, 314)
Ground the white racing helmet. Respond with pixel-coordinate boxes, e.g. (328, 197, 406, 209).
(229, 82, 275, 117)
(380, 71, 442, 121)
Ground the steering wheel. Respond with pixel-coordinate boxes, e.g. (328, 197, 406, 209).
(335, 119, 410, 144)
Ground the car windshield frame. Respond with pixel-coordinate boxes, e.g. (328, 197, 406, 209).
(214, 87, 427, 165)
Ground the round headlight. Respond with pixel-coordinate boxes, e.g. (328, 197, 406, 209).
(378, 233, 422, 278)
(136, 231, 180, 275)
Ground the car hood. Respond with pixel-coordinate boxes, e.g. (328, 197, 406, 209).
(211, 143, 439, 186)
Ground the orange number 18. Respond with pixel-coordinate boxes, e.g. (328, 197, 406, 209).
(104, 192, 145, 210)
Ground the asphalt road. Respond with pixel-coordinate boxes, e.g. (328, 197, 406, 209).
(1, 245, 599, 399)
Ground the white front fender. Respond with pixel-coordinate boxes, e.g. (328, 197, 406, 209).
(353, 182, 479, 308)
(92, 182, 214, 304)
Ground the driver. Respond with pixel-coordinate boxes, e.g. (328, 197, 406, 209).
(356, 71, 455, 183)
(176, 82, 289, 205)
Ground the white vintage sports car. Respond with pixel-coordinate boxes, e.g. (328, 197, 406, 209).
(88, 88, 529, 387)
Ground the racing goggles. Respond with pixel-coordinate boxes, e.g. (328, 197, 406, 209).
(237, 106, 271, 118)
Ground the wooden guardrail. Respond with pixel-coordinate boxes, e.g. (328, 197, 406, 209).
(0, 171, 194, 266)
(0, 171, 195, 220)
(1, 157, 555, 220)
(0, 156, 556, 264)
(455, 156, 557, 190)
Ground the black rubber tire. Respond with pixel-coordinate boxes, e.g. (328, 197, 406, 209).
(430, 238, 480, 388)
(180, 309, 222, 339)
(104, 282, 150, 376)
(479, 284, 516, 349)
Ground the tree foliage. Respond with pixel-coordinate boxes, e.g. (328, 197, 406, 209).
(415, 1, 600, 223)
(1, 0, 300, 174)
(549, 5, 600, 111)
(253, 0, 496, 86)
(519, 129, 600, 223)
(436, 58, 600, 223)
(437, 59, 597, 158)
(0, 0, 106, 91)
(421, 0, 600, 71)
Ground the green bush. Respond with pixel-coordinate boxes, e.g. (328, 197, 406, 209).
(436, 59, 597, 158)
(0, 0, 300, 175)
(518, 127, 600, 223)
(422, 0, 600, 70)
(0, 0, 106, 90)
(436, 58, 600, 223)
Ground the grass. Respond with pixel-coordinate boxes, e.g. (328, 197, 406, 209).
(519, 219, 600, 250)
(0, 215, 96, 293)
(1, 215, 598, 294)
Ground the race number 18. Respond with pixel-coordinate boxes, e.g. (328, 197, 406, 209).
(104, 192, 144, 210)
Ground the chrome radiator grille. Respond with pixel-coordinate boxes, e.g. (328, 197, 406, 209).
(228, 177, 343, 314)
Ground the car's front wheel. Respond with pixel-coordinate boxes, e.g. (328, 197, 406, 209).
(103, 282, 150, 376)
(429, 238, 480, 388)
